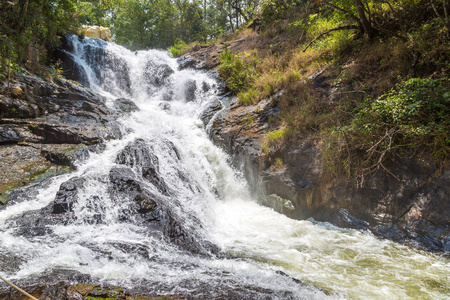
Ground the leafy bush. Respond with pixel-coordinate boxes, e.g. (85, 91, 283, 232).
(369, 78, 450, 127)
(218, 47, 255, 93)
(326, 77, 450, 178)
(238, 88, 260, 105)
(168, 39, 191, 57)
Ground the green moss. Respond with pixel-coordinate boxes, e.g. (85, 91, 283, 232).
(0, 164, 72, 205)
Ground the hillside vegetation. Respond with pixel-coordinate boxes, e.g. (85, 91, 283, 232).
(190, 0, 450, 180)
(1, 0, 449, 180)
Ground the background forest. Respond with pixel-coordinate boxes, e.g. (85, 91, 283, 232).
(1, 0, 449, 176)
(0, 0, 260, 72)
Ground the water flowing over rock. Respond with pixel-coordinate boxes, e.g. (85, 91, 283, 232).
(113, 97, 140, 113)
(0, 35, 448, 299)
(209, 70, 449, 254)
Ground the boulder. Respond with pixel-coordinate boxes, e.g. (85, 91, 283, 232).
(77, 26, 112, 42)
(143, 61, 174, 88)
(0, 125, 21, 144)
(113, 98, 140, 113)
(115, 139, 168, 194)
(52, 177, 85, 214)
(185, 79, 197, 102)
(108, 165, 206, 253)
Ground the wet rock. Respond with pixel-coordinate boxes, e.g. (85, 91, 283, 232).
(104, 55, 131, 94)
(116, 139, 168, 194)
(0, 96, 39, 118)
(109, 166, 158, 215)
(177, 55, 201, 70)
(199, 99, 222, 126)
(108, 166, 203, 252)
(52, 177, 85, 214)
(144, 61, 174, 87)
(114, 97, 140, 112)
(202, 81, 211, 92)
(159, 102, 171, 110)
(162, 90, 174, 101)
(41, 144, 89, 168)
(185, 79, 197, 102)
(0, 126, 21, 144)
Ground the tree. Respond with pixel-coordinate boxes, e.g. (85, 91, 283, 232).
(0, 0, 78, 73)
(322, 0, 377, 39)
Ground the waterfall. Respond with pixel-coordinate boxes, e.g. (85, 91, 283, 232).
(0, 35, 448, 299)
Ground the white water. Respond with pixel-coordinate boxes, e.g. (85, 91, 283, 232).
(0, 36, 448, 299)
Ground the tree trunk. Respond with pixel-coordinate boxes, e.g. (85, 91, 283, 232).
(235, 0, 239, 28)
(354, 0, 377, 39)
(18, 0, 29, 32)
(204, 0, 207, 24)
(228, 14, 235, 32)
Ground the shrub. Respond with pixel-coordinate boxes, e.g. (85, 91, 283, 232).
(218, 47, 255, 93)
(168, 39, 191, 57)
(238, 88, 259, 105)
(272, 157, 284, 168)
(325, 77, 450, 178)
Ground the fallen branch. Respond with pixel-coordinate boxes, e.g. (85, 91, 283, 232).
(302, 25, 359, 52)
(0, 274, 38, 300)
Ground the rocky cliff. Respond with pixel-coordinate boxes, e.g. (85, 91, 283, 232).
(183, 47, 450, 254)
(0, 73, 122, 205)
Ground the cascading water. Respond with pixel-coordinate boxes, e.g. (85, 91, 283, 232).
(0, 35, 448, 299)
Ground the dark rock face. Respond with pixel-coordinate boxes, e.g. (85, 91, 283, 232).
(0, 126, 21, 144)
(199, 99, 222, 126)
(108, 166, 159, 216)
(52, 177, 85, 214)
(115, 139, 168, 194)
(144, 61, 174, 88)
(113, 98, 140, 113)
(184, 79, 197, 102)
(177, 54, 203, 70)
(0, 73, 121, 205)
(108, 166, 202, 253)
(103, 54, 131, 95)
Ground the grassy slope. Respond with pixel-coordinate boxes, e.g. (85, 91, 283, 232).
(178, 3, 450, 180)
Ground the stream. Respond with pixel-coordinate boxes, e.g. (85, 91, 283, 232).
(0, 36, 448, 299)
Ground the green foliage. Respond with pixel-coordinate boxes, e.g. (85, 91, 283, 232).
(368, 78, 450, 127)
(260, 0, 305, 28)
(242, 115, 254, 124)
(113, 0, 178, 50)
(77, 0, 120, 27)
(238, 88, 259, 105)
(327, 77, 450, 177)
(0, 0, 79, 75)
(218, 48, 255, 93)
(168, 39, 191, 57)
(262, 127, 291, 153)
(272, 157, 284, 168)
(47, 60, 64, 80)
